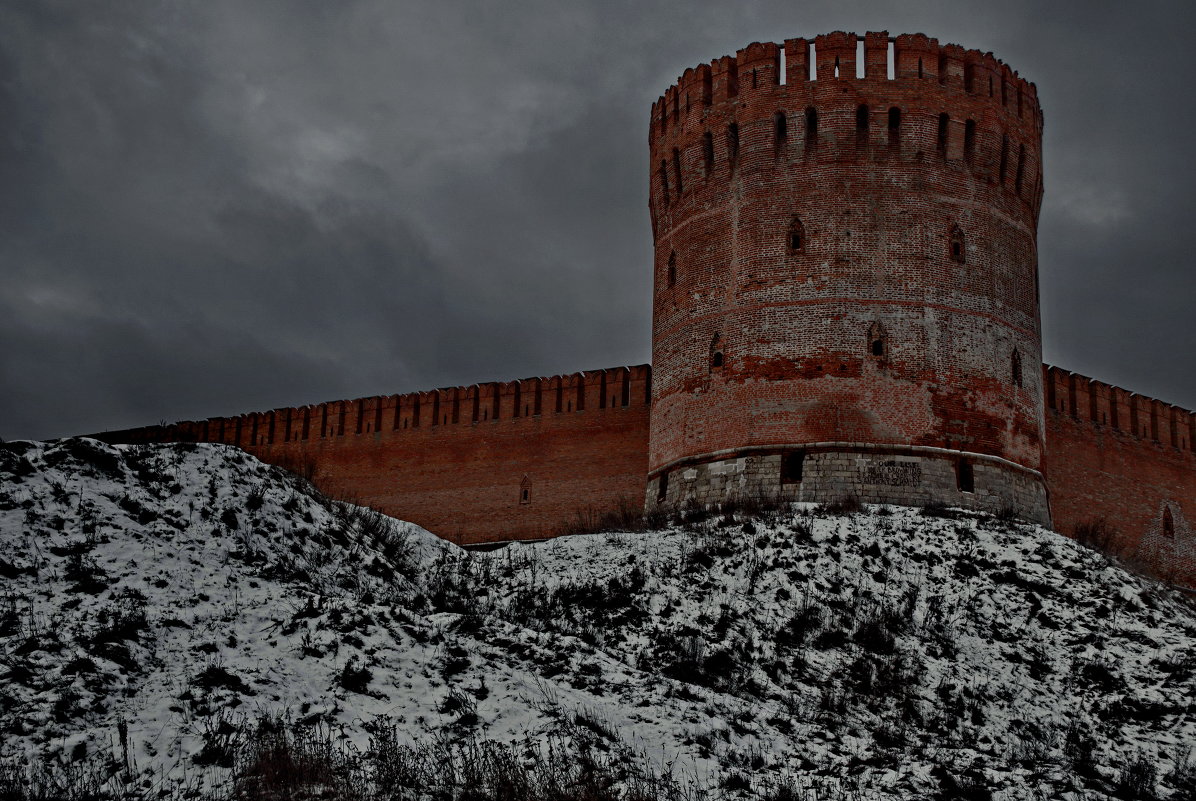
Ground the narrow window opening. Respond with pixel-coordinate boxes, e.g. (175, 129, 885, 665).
(957, 459, 975, 493)
(1015, 144, 1026, 194)
(726, 123, 739, 170)
(868, 322, 886, 358)
(781, 450, 805, 483)
(1162, 506, 1174, 539)
(492, 385, 500, 420)
(710, 333, 724, 372)
(936, 113, 949, 156)
(356, 401, 364, 434)
(576, 377, 585, 411)
(513, 384, 521, 418)
(856, 104, 870, 146)
(599, 373, 607, 410)
(1011, 348, 1023, 387)
(337, 404, 346, 436)
(703, 131, 714, 175)
(788, 216, 805, 253)
(303, 409, 311, 440)
(937, 53, 947, 85)
(555, 383, 563, 413)
(751, 68, 757, 89)
(472, 391, 480, 423)
(887, 107, 901, 146)
(988, 75, 994, 97)
(804, 107, 818, 153)
(917, 57, 923, 79)
(834, 56, 840, 79)
(727, 62, 738, 98)
(1017, 86, 1023, 118)
(950, 225, 966, 263)
(375, 402, 383, 432)
(667, 250, 677, 287)
(519, 475, 531, 505)
(672, 147, 683, 195)
(659, 161, 670, 205)
(999, 134, 1009, 183)
(964, 119, 976, 164)
(774, 111, 787, 154)
(621, 371, 631, 407)
(964, 63, 974, 93)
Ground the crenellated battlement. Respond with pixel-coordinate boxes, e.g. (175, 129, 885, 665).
(1044, 365, 1196, 453)
(94, 365, 653, 450)
(648, 31, 1044, 226)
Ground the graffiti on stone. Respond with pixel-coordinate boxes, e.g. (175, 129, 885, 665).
(861, 460, 922, 487)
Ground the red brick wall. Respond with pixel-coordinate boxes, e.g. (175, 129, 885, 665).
(1043, 365, 1196, 588)
(97, 367, 651, 546)
(647, 33, 1045, 489)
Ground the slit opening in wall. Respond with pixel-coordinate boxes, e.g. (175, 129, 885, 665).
(1162, 506, 1174, 538)
(788, 216, 805, 253)
(781, 450, 805, 484)
(956, 459, 974, 493)
(656, 471, 669, 503)
(520, 475, 531, 505)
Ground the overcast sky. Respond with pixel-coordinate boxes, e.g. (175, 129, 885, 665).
(2, 1, 1193, 441)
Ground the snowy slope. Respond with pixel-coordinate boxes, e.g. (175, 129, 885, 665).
(1, 439, 1194, 799)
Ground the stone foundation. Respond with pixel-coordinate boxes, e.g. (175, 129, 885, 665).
(646, 445, 1050, 525)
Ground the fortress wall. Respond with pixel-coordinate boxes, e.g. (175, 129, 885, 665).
(93, 366, 652, 545)
(1043, 365, 1196, 587)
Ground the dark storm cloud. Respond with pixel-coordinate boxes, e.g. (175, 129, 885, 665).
(1, 0, 1194, 440)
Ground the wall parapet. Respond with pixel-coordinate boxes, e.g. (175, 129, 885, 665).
(90, 365, 653, 449)
(1044, 364, 1196, 453)
(648, 31, 1045, 227)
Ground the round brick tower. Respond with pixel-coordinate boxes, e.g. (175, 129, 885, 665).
(646, 32, 1049, 523)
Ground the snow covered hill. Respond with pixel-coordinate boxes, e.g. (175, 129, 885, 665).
(1, 438, 1194, 800)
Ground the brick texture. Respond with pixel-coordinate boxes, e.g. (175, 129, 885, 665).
(96, 368, 651, 545)
(85, 32, 1195, 589)
(646, 32, 1047, 517)
(1043, 365, 1196, 587)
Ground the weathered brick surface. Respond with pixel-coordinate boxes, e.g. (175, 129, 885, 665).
(647, 32, 1047, 517)
(84, 32, 1195, 589)
(1043, 365, 1196, 587)
(96, 368, 652, 545)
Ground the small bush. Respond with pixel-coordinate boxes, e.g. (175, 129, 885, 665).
(817, 495, 863, 516)
(337, 659, 373, 694)
(1117, 752, 1158, 799)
